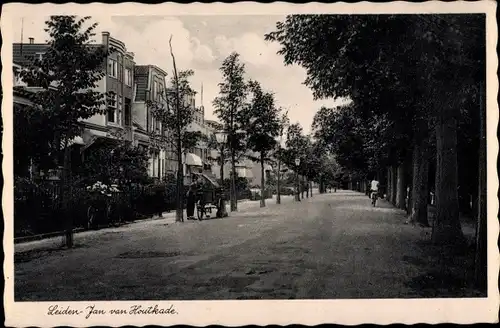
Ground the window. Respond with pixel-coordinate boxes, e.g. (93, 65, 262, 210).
(155, 118, 160, 131)
(118, 96, 123, 125)
(149, 112, 156, 133)
(107, 92, 117, 123)
(108, 58, 118, 78)
(153, 80, 159, 101)
(158, 83, 164, 101)
(117, 55, 123, 81)
(124, 98, 131, 126)
(125, 68, 132, 86)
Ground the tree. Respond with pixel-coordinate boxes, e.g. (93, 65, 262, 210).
(267, 14, 484, 245)
(146, 36, 202, 222)
(312, 105, 371, 181)
(14, 99, 56, 177)
(78, 134, 150, 187)
(213, 52, 248, 212)
(274, 109, 289, 204)
(282, 123, 309, 201)
(18, 16, 107, 247)
(205, 121, 230, 184)
(241, 80, 281, 207)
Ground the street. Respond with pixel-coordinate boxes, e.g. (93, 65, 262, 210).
(14, 190, 474, 301)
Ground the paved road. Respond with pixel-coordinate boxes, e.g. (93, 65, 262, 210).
(15, 191, 436, 300)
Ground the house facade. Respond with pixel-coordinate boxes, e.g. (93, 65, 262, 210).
(132, 64, 174, 179)
(13, 32, 255, 186)
(13, 32, 136, 164)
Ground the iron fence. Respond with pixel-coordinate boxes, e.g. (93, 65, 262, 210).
(14, 178, 255, 238)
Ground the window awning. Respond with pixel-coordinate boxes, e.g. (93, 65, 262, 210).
(185, 153, 203, 166)
(62, 136, 85, 148)
(237, 168, 253, 179)
(71, 136, 85, 145)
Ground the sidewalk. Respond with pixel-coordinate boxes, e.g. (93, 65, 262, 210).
(14, 195, 297, 254)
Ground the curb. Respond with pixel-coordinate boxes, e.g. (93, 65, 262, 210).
(13, 214, 170, 245)
(14, 228, 87, 244)
(13, 198, 286, 245)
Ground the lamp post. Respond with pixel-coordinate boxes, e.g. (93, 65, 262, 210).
(215, 131, 229, 217)
(295, 157, 301, 202)
(228, 128, 247, 212)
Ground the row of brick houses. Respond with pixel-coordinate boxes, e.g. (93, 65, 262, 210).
(13, 31, 264, 184)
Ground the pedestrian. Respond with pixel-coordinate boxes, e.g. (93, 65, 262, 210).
(155, 186, 164, 218)
(186, 177, 198, 220)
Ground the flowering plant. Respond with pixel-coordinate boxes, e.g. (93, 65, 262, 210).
(86, 181, 120, 196)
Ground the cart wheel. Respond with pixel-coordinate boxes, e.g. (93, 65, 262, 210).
(197, 205, 204, 221)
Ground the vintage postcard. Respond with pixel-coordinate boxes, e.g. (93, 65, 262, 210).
(2, 1, 499, 326)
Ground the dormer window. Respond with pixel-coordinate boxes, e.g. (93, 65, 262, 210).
(35, 53, 44, 61)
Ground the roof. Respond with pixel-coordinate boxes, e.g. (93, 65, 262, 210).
(134, 66, 150, 102)
(134, 65, 170, 102)
(13, 43, 50, 66)
(13, 43, 104, 67)
(133, 120, 146, 132)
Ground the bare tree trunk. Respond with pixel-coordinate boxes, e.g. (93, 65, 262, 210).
(474, 81, 487, 289)
(230, 149, 237, 211)
(387, 167, 391, 201)
(391, 166, 397, 205)
(301, 175, 305, 199)
(396, 163, 406, 209)
(432, 107, 465, 245)
(176, 150, 183, 222)
(62, 138, 73, 248)
(409, 129, 430, 226)
(276, 158, 281, 204)
(295, 171, 301, 201)
(170, 36, 184, 223)
(260, 155, 266, 207)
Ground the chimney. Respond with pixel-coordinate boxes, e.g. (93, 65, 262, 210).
(101, 31, 110, 47)
(29, 37, 34, 44)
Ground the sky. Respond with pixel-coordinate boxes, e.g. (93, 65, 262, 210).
(13, 15, 349, 133)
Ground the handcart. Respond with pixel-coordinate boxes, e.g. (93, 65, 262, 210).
(193, 173, 226, 220)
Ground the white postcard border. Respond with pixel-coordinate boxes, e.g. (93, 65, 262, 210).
(2, 2, 499, 326)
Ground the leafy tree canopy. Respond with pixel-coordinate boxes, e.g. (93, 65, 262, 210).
(213, 52, 248, 158)
(241, 80, 281, 160)
(17, 16, 107, 143)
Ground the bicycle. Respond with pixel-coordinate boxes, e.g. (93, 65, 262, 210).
(86, 204, 99, 230)
(86, 193, 115, 229)
(106, 202, 118, 227)
(371, 190, 378, 207)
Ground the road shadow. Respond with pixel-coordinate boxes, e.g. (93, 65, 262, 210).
(402, 239, 485, 297)
(15, 243, 90, 264)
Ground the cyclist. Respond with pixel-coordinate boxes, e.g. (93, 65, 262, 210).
(370, 178, 380, 206)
